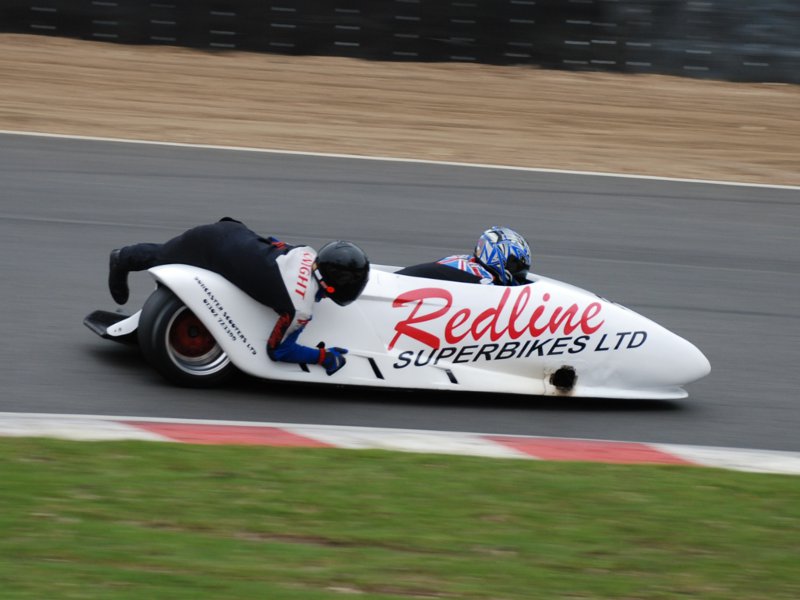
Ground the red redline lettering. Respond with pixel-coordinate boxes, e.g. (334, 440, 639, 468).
(471, 287, 511, 341)
(582, 302, 605, 333)
(528, 292, 551, 337)
(391, 287, 605, 350)
(444, 308, 472, 344)
(547, 304, 580, 335)
(389, 288, 452, 350)
(508, 286, 531, 339)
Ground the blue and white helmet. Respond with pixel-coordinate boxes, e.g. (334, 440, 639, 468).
(474, 226, 532, 285)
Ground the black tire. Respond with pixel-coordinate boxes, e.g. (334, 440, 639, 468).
(138, 286, 235, 387)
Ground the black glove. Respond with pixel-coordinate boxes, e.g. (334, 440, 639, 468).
(318, 343, 348, 376)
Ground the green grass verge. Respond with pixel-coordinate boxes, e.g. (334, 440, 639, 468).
(0, 438, 798, 599)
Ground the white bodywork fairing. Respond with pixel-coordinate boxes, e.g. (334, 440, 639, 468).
(108, 264, 710, 399)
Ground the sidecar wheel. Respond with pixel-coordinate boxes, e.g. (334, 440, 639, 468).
(138, 286, 235, 387)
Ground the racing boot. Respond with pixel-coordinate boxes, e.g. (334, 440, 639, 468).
(108, 248, 130, 305)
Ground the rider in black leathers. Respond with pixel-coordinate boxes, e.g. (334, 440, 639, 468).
(108, 217, 369, 375)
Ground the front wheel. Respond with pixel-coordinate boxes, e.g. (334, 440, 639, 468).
(138, 286, 235, 387)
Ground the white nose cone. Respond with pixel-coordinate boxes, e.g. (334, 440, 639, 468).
(615, 325, 711, 398)
(671, 336, 712, 386)
(577, 302, 712, 399)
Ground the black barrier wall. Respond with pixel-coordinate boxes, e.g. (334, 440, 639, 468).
(1, 0, 798, 83)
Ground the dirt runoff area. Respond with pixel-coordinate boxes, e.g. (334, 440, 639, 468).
(1, 34, 798, 186)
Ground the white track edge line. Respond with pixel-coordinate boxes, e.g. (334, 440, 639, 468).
(3, 412, 799, 460)
(2, 129, 798, 191)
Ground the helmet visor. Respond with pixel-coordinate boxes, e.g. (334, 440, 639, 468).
(505, 254, 530, 283)
(325, 266, 369, 306)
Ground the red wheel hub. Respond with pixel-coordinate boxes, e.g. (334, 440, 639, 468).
(169, 311, 216, 357)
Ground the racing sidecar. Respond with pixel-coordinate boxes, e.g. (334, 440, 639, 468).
(84, 264, 711, 399)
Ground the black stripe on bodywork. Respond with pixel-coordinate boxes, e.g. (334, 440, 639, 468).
(368, 357, 384, 379)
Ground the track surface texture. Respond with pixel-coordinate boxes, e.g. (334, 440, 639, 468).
(1, 133, 798, 451)
(1, 34, 798, 452)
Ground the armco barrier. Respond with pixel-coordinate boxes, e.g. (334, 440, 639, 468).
(1, 0, 798, 83)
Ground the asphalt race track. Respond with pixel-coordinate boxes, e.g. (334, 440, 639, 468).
(2, 132, 798, 452)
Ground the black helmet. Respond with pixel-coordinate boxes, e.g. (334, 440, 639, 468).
(313, 241, 370, 306)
